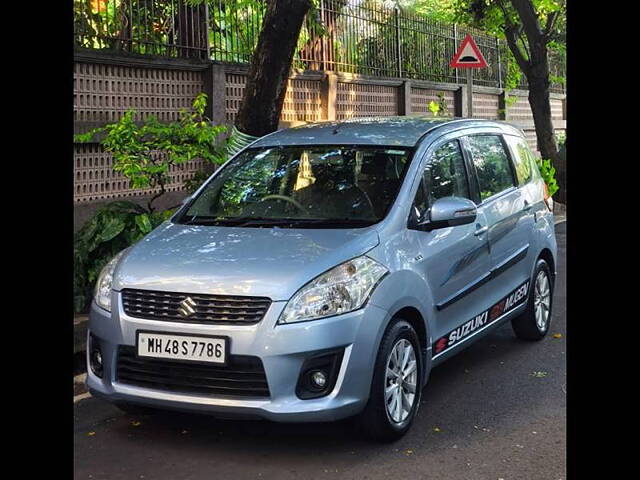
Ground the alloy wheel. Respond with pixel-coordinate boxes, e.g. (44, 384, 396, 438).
(384, 339, 418, 424)
(534, 270, 551, 331)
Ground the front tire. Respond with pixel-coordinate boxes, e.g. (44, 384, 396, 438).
(511, 259, 554, 341)
(357, 318, 423, 442)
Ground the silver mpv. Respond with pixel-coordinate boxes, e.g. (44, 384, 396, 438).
(87, 117, 557, 441)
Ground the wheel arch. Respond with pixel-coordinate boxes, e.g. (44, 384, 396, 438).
(393, 306, 428, 356)
(538, 248, 556, 281)
(383, 303, 433, 387)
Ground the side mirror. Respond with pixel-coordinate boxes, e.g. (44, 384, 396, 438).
(416, 197, 477, 231)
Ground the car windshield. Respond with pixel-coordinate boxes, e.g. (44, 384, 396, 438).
(176, 145, 412, 228)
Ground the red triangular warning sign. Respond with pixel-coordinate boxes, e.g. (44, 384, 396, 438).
(450, 34, 488, 69)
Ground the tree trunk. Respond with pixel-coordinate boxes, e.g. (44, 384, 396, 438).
(526, 53, 557, 163)
(527, 52, 564, 202)
(505, 0, 563, 201)
(235, 0, 313, 137)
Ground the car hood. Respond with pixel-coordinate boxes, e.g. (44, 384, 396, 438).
(113, 222, 380, 301)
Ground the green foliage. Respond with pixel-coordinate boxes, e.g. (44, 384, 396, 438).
(208, 0, 268, 62)
(436, 92, 450, 116)
(549, 74, 565, 86)
(74, 92, 227, 313)
(74, 201, 174, 313)
(403, 0, 458, 22)
(453, 0, 565, 90)
(504, 95, 518, 107)
(503, 48, 523, 90)
(536, 158, 559, 197)
(75, 93, 227, 212)
(427, 92, 450, 117)
(74, 0, 184, 54)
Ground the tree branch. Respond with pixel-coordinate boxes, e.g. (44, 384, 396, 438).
(518, 24, 530, 60)
(504, 23, 530, 75)
(495, 0, 514, 28)
(509, 0, 543, 44)
(147, 177, 166, 214)
(543, 10, 560, 42)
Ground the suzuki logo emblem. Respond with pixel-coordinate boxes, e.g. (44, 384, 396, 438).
(178, 296, 197, 317)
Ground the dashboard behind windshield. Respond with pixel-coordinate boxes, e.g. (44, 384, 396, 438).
(176, 145, 413, 228)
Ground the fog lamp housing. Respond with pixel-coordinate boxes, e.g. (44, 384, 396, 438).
(89, 334, 104, 378)
(295, 348, 345, 400)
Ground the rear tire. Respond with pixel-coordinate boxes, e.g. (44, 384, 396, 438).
(357, 318, 423, 442)
(511, 259, 554, 341)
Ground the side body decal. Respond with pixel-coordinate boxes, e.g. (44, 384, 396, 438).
(432, 280, 530, 358)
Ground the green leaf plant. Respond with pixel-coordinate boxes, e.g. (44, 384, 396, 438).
(73, 93, 227, 313)
(536, 158, 559, 197)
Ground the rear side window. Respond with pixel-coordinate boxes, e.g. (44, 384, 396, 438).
(466, 135, 515, 201)
(505, 135, 537, 185)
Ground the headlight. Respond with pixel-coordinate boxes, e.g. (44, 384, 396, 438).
(94, 250, 127, 312)
(278, 256, 388, 324)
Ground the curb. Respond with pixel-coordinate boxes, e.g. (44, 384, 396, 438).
(74, 315, 88, 354)
(553, 201, 566, 225)
(74, 373, 90, 403)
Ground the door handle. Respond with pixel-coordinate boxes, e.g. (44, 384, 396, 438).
(474, 226, 488, 236)
(523, 200, 532, 211)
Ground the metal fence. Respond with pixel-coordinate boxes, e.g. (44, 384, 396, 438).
(73, 0, 209, 58)
(73, 0, 565, 92)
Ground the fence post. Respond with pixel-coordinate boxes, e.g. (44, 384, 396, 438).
(319, 0, 326, 71)
(203, 63, 226, 126)
(454, 85, 467, 118)
(498, 90, 507, 120)
(398, 80, 411, 116)
(453, 24, 459, 84)
(395, 7, 402, 78)
(203, 2, 211, 60)
(496, 37, 502, 89)
(321, 72, 337, 121)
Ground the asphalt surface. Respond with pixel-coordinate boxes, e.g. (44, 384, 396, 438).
(74, 222, 566, 480)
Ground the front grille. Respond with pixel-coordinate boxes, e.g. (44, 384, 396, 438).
(116, 346, 270, 398)
(121, 289, 271, 325)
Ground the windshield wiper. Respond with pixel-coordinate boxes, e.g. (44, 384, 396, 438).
(180, 216, 376, 228)
(180, 216, 247, 226)
(235, 218, 376, 228)
(180, 216, 300, 227)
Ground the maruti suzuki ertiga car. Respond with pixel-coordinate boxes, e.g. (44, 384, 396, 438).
(87, 117, 557, 441)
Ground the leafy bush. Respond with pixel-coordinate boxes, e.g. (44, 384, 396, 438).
(536, 158, 559, 197)
(74, 92, 227, 213)
(427, 92, 450, 117)
(74, 202, 174, 313)
(74, 93, 228, 313)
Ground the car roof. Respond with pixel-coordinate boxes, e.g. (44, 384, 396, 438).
(251, 116, 524, 149)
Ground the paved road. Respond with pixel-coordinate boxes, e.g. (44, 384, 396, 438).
(74, 223, 566, 480)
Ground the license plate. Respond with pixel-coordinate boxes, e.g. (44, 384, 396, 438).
(136, 332, 228, 365)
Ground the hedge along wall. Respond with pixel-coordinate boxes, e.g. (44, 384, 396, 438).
(73, 51, 566, 227)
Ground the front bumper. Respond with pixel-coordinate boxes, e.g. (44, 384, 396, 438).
(87, 291, 390, 422)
